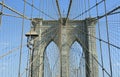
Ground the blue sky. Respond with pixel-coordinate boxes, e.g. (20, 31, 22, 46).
(0, 0, 120, 77)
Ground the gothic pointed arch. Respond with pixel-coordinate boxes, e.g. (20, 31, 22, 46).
(69, 41, 85, 77)
(44, 41, 60, 77)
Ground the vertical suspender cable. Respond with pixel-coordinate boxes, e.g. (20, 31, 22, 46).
(26, 49, 30, 77)
(52, 0, 58, 19)
(30, 1, 34, 77)
(0, 1, 4, 76)
(82, 0, 84, 19)
(0, 0, 4, 26)
(31, 0, 33, 21)
(87, 0, 91, 17)
(78, 0, 80, 20)
(39, 0, 41, 18)
(84, 0, 87, 18)
(95, 0, 105, 77)
(80, 0, 82, 20)
(18, 0, 26, 77)
(103, 0, 113, 77)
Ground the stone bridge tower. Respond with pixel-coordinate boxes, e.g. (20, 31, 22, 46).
(28, 18, 98, 77)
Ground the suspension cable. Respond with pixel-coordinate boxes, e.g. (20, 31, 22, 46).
(0, 0, 4, 26)
(96, 6, 120, 19)
(64, 0, 72, 25)
(103, 0, 113, 77)
(63, 28, 112, 77)
(0, 26, 58, 59)
(30, 0, 34, 76)
(72, 0, 104, 19)
(87, 0, 91, 17)
(2, 13, 29, 19)
(26, 49, 29, 77)
(69, 23, 120, 50)
(73, 33, 111, 77)
(95, 0, 105, 77)
(0, 2, 29, 20)
(52, 0, 59, 19)
(84, 0, 87, 18)
(22, 0, 56, 20)
(0, 44, 27, 59)
(18, 0, 26, 77)
(20, 28, 58, 77)
(61, 36, 94, 77)
(56, 0, 62, 22)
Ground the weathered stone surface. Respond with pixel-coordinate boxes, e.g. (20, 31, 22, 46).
(30, 18, 98, 77)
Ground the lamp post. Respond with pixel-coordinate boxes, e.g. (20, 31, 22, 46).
(25, 29, 38, 77)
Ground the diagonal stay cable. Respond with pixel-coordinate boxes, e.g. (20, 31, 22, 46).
(66, 38, 94, 77)
(72, 0, 104, 19)
(54, 34, 91, 76)
(70, 5, 120, 25)
(20, 24, 59, 77)
(69, 22, 120, 50)
(59, 26, 115, 76)
(103, 1, 113, 77)
(20, 38, 46, 77)
(23, 0, 56, 20)
(20, 28, 58, 77)
(2, 13, 27, 19)
(20, 49, 43, 77)
(34, 27, 59, 48)
(0, 2, 30, 20)
(0, 22, 58, 60)
(95, 0, 105, 76)
(96, 5, 120, 19)
(0, 25, 57, 59)
(65, 37, 94, 77)
(0, 0, 4, 26)
(0, 44, 27, 59)
(72, 33, 111, 77)
(52, 0, 59, 19)
(0, 25, 58, 59)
